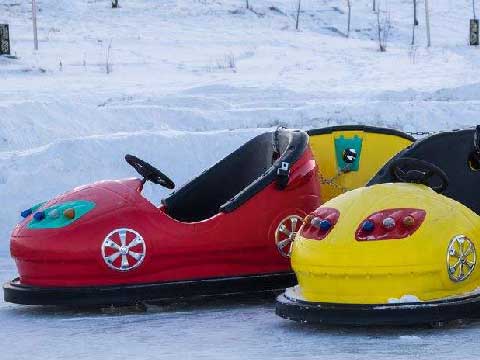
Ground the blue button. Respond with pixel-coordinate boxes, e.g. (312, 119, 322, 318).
(21, 208, 33, 218)
(362, 220, 375, 232)
(33, 211, 45, 221)
(319, 220, 332, 231)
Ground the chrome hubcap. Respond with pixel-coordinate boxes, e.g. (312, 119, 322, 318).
(447, 235, 476, 282)
(275, 215, 303, 258)
(101, 228, 146, 272)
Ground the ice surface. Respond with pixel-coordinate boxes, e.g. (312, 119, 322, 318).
(3, 0, 480, 358)
(2, 253, 480, 360)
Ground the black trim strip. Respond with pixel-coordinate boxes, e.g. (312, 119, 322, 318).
(307, 125, 415, 142)
(276, 292, 480, 325)
(220, 130, 308, 212)
(4, 273, 296, 307)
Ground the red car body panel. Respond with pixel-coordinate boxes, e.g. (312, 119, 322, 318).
(11, 148, 320, 288)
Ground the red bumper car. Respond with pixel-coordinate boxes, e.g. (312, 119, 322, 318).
(4, 129, 320, 306)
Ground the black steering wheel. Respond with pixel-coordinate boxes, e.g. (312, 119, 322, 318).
(390, 157, 449, 193)
(125, 154, 175, 189)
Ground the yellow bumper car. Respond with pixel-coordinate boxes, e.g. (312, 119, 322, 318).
(277, 127, 480, 325)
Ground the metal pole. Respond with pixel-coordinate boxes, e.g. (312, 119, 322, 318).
(295, 0, 301, 30)
(32, 0, 38, 50)
(347, 0, 351, 37)
(425, 0, 431, 47)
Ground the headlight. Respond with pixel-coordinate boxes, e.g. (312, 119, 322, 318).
(300, 207, 340, 241)
(355, 208, 426, 241)
(27, 200, 95, 229)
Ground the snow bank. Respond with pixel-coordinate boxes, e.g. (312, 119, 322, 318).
(388, 295, 421, 304)
(284, 285, 305, 301)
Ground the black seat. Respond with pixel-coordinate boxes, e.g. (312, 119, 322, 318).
(368, 128, 480, 214)
(162, 129, 308, 222)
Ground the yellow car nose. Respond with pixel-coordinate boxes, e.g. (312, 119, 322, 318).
(291, 183, 480, 304)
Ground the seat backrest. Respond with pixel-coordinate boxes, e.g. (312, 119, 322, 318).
(162, 129, 308, 222)
(368, 128, 480, 214)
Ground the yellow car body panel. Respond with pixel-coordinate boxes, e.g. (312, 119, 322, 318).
(309, 130, 413, 202)
(291, 183, 480, 304)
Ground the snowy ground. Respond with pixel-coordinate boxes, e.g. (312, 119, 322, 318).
(3, 0, 480, 358)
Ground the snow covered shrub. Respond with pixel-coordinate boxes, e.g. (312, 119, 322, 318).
(207, 53, 236, 72)
(225, 53, 236, 70)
